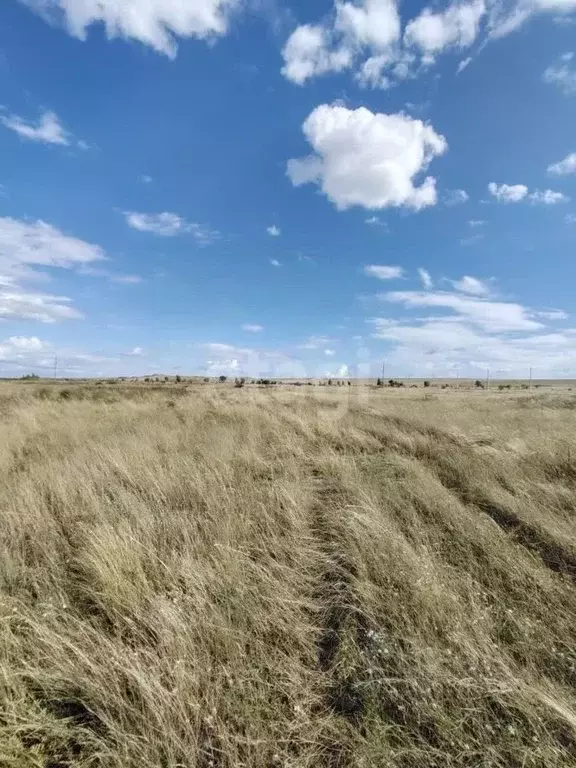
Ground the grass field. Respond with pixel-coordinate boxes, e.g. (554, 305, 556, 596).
(2, 381, 576, 767)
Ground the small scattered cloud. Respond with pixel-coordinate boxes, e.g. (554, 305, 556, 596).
(267, 225, 281, 236)
(487, 183, 567, 205)
(548, 152, 576, 176)
(468, 219, 485, 227)
(418, 268, 433, 289)
(270, 258, 281, 267)
(139, 174, 153, 184)
(444, 188, 469, 206)
(488, 182, 528, 203)
(452, 275, 490, 296)
(543, 53, 576, 95)
(535, 309, 569, 320)
(529, 189, 569, 205)
(324, 349, 336, 356)
(456, 56, 472, 74)
(125, 346, 145, 356)
(364, 264, 404, 280)
(109, 274, 143, 285)
(123, 211, 219, 243)
(460, 233, 483, 246)
(365, 215, 387, 227)
(242, 324, 264, 333)
(566, 213, 576, 225)
(299, 335, 334, 350)
(288, 103, 447, 212)
(0, 109, 83, 147)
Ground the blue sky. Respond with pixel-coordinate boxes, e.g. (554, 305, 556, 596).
(0, 0, 575, 378)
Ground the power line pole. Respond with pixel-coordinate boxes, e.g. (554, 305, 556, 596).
(529, 366, 533, 391)
(54, 355, 58, 379)
(381, 358, 386, 382)
(486, 368, 490, 390)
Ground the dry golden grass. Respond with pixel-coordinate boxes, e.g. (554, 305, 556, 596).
(2, 382, 576, 767)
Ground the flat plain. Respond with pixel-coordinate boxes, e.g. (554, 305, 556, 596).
(2, 380, 576, 767)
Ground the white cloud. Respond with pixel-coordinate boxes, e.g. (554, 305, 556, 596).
(0, 286, 82, 323)
(488, 182, 567, 205)
(124, 211, 188, 236)
(20, 0, 240, 57)
(384, 290, 541, 331)
(270, 258, 281, 267)
(288, 104, 447, 212)
(336, 0, 401, 49)
(418, 268, 433, 289)
(139, 174, 153, 184)
(452, 275, 490, 295)
(548, 152, 576, 175)
(566, 213, 576, 225)
(365, 215, 385, 226)
(0, 217, 104, 275)
(536, 309, 568, 320)
(488, 182, 528, 202)
(543, 54, 576, 94)
(242, 323, 264, 332)
(444, 188, 469, 205)
(404, 0, 486, 56)
(1, 109, 74, 146)
(370, 283, 576, 377)
(126, 347, 145, 356)
(456, 56, 472, 73)
(468, 219, 485, 227)
(8, 336, 45, 350)
(267, 225, 281, 236)
(490, 0, 576, 38)
(281, 24, 353, 85)
(0, 217, 105, 323)
(299, 335, 334, 350)
(109, 274, 143, 285)
(282, 0, 401, 86)
(529, 189, 569, 205)
(370, 314, 576, 377)
(123, 211, 219, 242)
(324, 349, 336, 356)
(364, 264, 403, 280)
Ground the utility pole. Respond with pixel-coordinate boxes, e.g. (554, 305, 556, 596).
(54, 355, 58, 379)
(486, 368, 490, 389)
(529, 366, 533, 391)
(381, 358, 386, 382)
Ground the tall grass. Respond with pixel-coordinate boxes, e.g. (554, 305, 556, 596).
(1, 383, 576, 767)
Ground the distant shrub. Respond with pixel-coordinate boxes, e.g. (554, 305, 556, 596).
(175, 375, 181, 383)
(21, 373, 40, 381)
(424, 381, 431, 388)
(219, 376, 227, 383)
(475, 380, 484, 389)
(59, 389, 72, 400)
(144, 377, 150, 383)
(234, 377, 246, 388)
(328, 379, 333, 386)
(203, 377, 210, 383)
(377, 378, 383, 387)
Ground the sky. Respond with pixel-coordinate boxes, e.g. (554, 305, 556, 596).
(0, 0, 575, 379)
